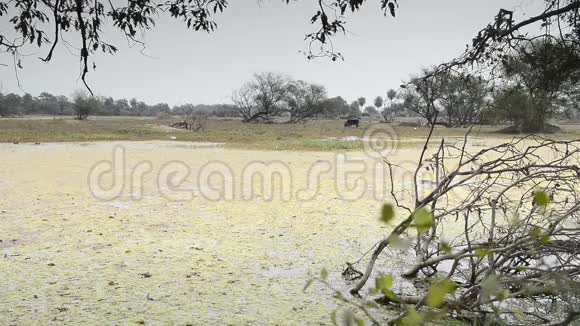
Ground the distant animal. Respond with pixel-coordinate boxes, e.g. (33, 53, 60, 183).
(344, 119, 360, 128)
(13, 141, 19, 144)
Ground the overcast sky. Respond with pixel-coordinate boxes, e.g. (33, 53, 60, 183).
(0, 0, 535, 106)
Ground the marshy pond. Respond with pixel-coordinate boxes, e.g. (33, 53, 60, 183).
(0, 139, 504, 324)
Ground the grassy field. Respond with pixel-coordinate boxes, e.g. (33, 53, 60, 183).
(1, 116, 580, 150)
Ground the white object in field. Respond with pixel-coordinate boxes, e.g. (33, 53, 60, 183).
(170, 136, 177, 140)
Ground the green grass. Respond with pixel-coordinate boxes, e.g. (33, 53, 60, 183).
(1, 116, 579, 151)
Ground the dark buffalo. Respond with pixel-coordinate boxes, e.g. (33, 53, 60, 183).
(344, 119, 359, 128)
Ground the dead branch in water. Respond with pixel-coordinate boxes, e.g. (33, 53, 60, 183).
(347, 123, 580, 324)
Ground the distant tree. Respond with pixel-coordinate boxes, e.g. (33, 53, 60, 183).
(373, 96, 383, 110)
(0, 92, 5, 117)
(115, 99, 131, 116)
(490, 86, 530, 130)
(285, 80, 327, 123)
(56, 95, 71, 116)
(172, 103, 238, 118)
(172, 103, 195, 116)
(232, 85, 258, 122)
(348, 101, 362, 117)
(233, 72, 289, 123)
(129, 98, 139, 116)
(496, 39, 580, 132)
(402, 68, 489, 127)
(211, 104, 239, 118)
(135, 101, 149, 116)
(151, 103, 171, 116)
(386, 89, 397, 102)
(364, 106, 378, 115)
(21, 93, 37, 114)
(440, 74, 490, 127)
(38, 92, 60, 115)
(0, 93, 4, 117)
(0, 93, 21, 117)
(102, 97, 117, 116)
(382, 88, 400, 123)
(73, 91, 98, 120)
(357, 97, 366, 110)
(320, 96, 349, 118)
(402, 68, 447, 127)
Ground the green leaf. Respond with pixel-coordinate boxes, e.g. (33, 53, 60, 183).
(397, 308, 422, 326)
(533, 190, 550, 207)
(371, 274, 396, 300)
(354, 318, 365, 326)
(530, 225, 542, 238)
(381, 204, 395, 223)
(540, 234, 551, 245)
(376, 274, 394, 290)
(389, 234, 411, 251)
(382, 289, 398, 302)
(439, 241, 452, 254)
(496, 289, 511, 301)
(411, 208, 432, 233)
(475, 248, 491, 258)
(529, 226, 551, 245)
(321, 268, 328, 280)
(426, 278, 456, 308)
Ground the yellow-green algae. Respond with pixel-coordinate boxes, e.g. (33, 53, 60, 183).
(0, 138, 548, 325)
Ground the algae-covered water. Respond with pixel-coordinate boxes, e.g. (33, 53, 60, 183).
(0, 140, 496, 325)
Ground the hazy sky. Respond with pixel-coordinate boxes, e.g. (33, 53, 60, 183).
(0, 0, 535, 106)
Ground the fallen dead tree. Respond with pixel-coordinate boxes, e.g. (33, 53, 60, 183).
(171, 121, 188, 129)
(170, 115, 207, 132)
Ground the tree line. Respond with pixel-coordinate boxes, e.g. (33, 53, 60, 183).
(0, 83, 376, 122)
(0, 91, 238, 119)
